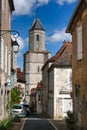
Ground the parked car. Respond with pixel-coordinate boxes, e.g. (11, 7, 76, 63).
(10, 104, 26, 118)
(20, 102, 31, 116)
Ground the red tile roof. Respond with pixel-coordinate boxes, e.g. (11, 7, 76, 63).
(42, 40, 72, 70)
(17, 68, 26, 83)
(53, 41, 72, 66)
(30, 82, 42, 96)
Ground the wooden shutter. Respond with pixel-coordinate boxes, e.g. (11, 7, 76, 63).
(76, 26, 83, 60)
(0, 37, 4, 70)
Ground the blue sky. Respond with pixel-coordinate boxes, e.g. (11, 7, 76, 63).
(12, 0, 78, 70)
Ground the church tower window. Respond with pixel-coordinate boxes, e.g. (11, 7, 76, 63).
(36, 35, 39, 41)
(38, 65, 40, 72)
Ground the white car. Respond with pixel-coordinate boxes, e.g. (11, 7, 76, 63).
(10, 104, 26, 118)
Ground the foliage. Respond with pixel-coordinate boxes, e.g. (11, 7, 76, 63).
(10, 87, 21, 107)
(65, 111, 76, 130)
(0, 117, 12, 130)
(0, 115, 21, 130)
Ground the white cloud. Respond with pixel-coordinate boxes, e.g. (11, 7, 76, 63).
(17, 37, 25, 51)
(56, 0, 76, 5)
(46, 27, 71, 43)
(13, 0, 49, 15)
(13, 0, 76, 15)
(37, 0, 49, 6)
(13, 0, 35, 15)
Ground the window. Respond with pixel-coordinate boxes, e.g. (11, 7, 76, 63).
(8, 53, 11, 76)
(5, 44, 7, 73)
(76, 26, 83, 60)
(36, 35, 39, 41)
(38, 66, 40, 72)
(68, 70, 72, 89)
(0, 37, 4, 70)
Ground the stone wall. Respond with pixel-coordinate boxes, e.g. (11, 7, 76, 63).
(72, 5, 87, 129)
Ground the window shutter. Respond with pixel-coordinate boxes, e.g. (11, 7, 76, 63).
(76, 26, 83, 60)
(5, 44, 7, 72)
(0, 37, 4, 70)
(8, 53, 11, 76)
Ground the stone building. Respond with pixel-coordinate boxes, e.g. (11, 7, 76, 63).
(24, 18, 51, 102)
(29, 81, 42, 114)
(42, 41, 72, 119)
(0, 0, 14, 119)
(66, 0, 87, 129)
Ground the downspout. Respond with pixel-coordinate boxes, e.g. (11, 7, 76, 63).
(0, 0, 2, 69)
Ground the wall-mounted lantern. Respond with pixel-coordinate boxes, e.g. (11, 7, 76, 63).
(12, 40, 20, 54)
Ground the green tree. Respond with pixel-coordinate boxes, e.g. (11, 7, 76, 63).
(10, 87, 21, 107)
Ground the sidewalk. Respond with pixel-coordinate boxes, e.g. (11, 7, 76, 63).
(49, 119, 68, 130)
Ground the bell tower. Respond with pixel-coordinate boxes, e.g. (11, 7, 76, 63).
(24, 18, 51, 102)
(29, 18, 46, 52)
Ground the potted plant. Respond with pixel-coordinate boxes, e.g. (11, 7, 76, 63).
(65, 111, 76, 130)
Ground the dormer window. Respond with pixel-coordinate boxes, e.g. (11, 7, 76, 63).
(36, 35, 39, 41)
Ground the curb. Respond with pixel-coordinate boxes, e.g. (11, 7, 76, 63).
(21, 118, 26, 130)
(48, 119, 58, 130)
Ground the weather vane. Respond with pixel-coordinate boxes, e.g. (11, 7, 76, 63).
(36, 7, 38, 18)
(35, 0, 39, 18)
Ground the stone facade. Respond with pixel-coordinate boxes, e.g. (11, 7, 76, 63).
(0, 0, 14, 119)
(66, 0, 87, 129)
(48, 67, 72, 119)
(42, 62, 51, 115)
(42, 41, 72, 119)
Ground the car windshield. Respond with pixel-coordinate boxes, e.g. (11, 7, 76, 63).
(23, 105, 29, 108)
(12, 105, 22, 109)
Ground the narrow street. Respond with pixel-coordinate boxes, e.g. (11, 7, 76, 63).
(21, 113, 67, 130)
(22, 113, 56, 130)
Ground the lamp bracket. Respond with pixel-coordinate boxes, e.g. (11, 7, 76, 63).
(0, 30, 19, 38)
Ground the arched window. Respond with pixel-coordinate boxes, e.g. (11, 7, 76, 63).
(36, 35, 39, 41)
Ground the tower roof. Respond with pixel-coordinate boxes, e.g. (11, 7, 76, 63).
(30, 18, 45, 31)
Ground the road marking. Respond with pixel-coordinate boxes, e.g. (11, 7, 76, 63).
(48, 119, 58, 130)
(21, 118, 26, 130)
(28, 118, 44, 120)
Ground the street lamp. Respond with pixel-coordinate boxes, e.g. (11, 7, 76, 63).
(11, 37, 20, 87)
(0, 30, 20, 116)
(11, 40, 20, 54)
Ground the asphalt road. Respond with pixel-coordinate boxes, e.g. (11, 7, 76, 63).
(22, 114, 56, 130)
